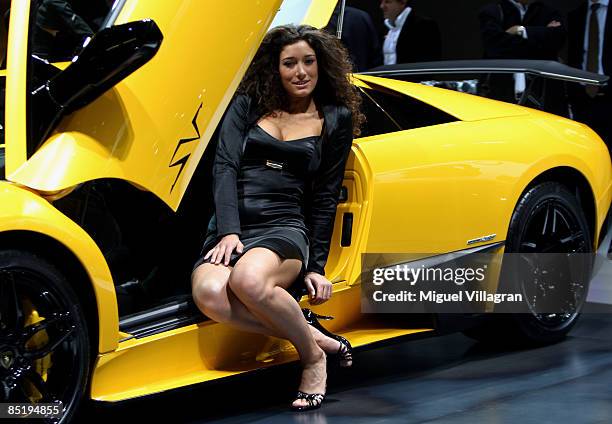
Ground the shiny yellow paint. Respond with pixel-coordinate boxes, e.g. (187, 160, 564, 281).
(0, 181, 118, 353)
(4, 0, 30, 174)
(6, 0, 339, 211)
(325, 170, 364, 280)
(90, 152, 379, 401)
(7, 0, 284, 210)
(2, 0, 610, 406)
(352, 76, 612, 254)
(91, 280, 432, 401)
(303, 0, 339, 28)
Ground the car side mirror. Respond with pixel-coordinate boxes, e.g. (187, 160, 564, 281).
(31, 19, 163, 147)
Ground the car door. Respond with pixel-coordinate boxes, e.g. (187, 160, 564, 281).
(4, 0, 338, 211)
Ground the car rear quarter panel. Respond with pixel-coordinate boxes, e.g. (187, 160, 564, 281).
(355, 112, 611, 255)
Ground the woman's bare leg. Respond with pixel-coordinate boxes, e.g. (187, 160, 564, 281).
(192, 263, 343, 355)
(192, 263, 285, 337)
(228, 248, 327, 407)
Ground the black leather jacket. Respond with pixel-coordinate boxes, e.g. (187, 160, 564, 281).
(212, 94, 354, 275)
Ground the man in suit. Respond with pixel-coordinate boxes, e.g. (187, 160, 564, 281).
(479, 0, 565, 60)
(479, 0, 566, 111)
(567, 0, 611, 154)
(326, 6, 383, 72)
(379, 0, 441, 65)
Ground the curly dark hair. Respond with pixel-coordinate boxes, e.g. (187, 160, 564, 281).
(238, 24, 364, 137)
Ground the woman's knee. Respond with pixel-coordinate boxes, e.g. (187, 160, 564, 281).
(192, 276, 231, 321)
(228, 267, 271, 304)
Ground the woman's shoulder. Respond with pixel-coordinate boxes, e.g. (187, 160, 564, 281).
(324, 103, 352, 128)
(333, 104, 353, 138)
(322, 103, 353, 148)
(230, 93, 253, 111)
(226, 93, 260, 126)
(333, 103, 352, 119)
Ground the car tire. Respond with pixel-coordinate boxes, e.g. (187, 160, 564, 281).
(0, 250, 91, 423)
(464, 182, 593, 346)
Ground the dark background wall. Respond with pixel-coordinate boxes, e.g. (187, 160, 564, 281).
(348, 0, 586, 59)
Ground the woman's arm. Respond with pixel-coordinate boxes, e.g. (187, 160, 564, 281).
(306, 107, 353, 276)
(212, 94, 251, 238)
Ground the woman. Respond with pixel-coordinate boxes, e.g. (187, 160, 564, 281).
(191, 24, 364, 411)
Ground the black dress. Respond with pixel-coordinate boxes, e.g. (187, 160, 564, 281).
(193, 94, 353, 276)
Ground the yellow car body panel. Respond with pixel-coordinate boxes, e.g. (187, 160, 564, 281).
(1, 0, 610, 407)
(7, 0, 285, 208)
(4, 0, 30, 173)
(89, 65, 610, 402)
(5, 0, 338, 211)
(352, 76, 612, 251)
(91, 281, 432, 401)
(302, 0, 339, 28)
(0, 182, 118, 353)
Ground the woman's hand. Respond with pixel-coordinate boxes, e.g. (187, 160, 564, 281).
(304, 272, 333, 305)
(204, 234, 244, 266)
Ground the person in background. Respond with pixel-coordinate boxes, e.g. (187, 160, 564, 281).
(326, 5, 383, 72)
(568, 0, 611, 155)
(479, 0, 566, 109)
(480, 0, 565, 60)
(32, 0, 94, 60)
(379, 0, 441, 65)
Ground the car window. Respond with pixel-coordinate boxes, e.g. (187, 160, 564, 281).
(360, 86, 457, 133)
(30, 0, 116, 62)
(26, 0, 119, 157)
(358, 87, 401, 137)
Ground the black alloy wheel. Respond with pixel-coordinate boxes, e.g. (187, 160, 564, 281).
(0, 250, 90, 423)
(511, 189, 590, 329)
(465, 182, 593, 345)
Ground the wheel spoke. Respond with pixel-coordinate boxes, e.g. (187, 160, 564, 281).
(19, 312, 72, 345)
(23, 368, 52, 401)
(541, 203, 551, 235)
(23, 324, 76, 360)
(551, 206, 559, 234)
(0, 271, 25, 333)
(540, 230, 585, 253)
(1, 378, 10, 401)
(4, 374, 30, 403)
(520, 241, 537, 251)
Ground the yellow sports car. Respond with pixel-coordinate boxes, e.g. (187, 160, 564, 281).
(0, 0, 610, 422)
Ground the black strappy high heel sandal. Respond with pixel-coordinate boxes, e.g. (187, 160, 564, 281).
(291, 391, 326, 411)
(302, 308, 353, 368)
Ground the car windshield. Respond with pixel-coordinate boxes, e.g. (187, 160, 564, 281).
(30, 0, 118, 62)
(26, 0, 120, 158)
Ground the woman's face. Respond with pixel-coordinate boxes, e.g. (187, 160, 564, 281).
(278, 40, 318, 100)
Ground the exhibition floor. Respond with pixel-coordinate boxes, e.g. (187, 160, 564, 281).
(87, 257, 612, 424)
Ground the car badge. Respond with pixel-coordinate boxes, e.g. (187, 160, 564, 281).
(467, 234, 497, 245)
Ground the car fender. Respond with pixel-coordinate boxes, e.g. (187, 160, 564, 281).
(507, 119, 612, 244)
(0, 181, 118, 353)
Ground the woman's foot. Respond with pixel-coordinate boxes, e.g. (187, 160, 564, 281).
(291, 348, 327, 410)
(308, 325, 353, 367)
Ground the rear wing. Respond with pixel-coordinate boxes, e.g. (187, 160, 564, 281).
(361, 60, 608, 115)
(362, 60, 608, 86)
